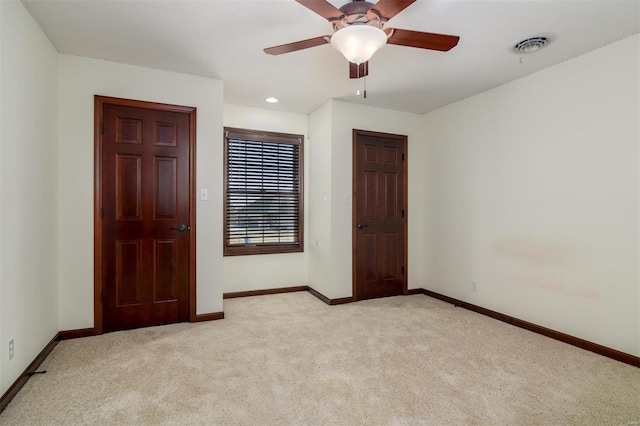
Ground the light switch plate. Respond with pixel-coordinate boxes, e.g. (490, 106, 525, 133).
(200, 189, 208, 201)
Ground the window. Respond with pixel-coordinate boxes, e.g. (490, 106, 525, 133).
(223, 127, 304, 256)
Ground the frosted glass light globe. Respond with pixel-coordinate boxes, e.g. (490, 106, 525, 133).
(330, 25, 387, 64)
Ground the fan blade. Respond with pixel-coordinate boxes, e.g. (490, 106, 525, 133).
(386, 28, 460, 51)
(264, 35, 330, 55)
(368, 0, 416, 21)
(349, 61, 369, 79)
(295, 0, 345, 21)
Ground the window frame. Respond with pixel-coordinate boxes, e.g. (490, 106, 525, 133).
(223, 127, 304, 256)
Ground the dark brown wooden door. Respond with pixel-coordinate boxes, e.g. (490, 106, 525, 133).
(100, 101, 192, 332)
(353, 130, 407, 301)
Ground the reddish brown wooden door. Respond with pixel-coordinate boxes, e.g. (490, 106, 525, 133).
(353, 130, 407, 301)
(99, 99, 193, 332)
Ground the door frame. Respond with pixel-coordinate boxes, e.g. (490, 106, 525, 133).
(94, 95, 197, 334)
(351, 129, 409, 301)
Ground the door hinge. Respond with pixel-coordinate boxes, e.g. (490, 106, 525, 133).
(401, 266, 405, 274)
(100, 291, 103, 304)
(100, 123, 104, 134)
(402, 210, 405, 218)
(402, 153, 405, 161)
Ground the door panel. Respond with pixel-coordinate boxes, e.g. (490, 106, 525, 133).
(154, 157, 177, 219)
(364, 172, 378, 217)
(116, 154, 142, 220)
(364, 234, 378, 282)
(116, 240, 142, 306)
(117, 117, 142, 144)
(100, 101, 192, 332)
(381, 232, 397, 279)
(155, 122, 177, 147)
(383, 173, 397, 217)
(154, 239, 177, 302)
(354, 130, 407, 301)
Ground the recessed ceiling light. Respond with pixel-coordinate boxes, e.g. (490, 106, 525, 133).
(265, 97, 279, 103)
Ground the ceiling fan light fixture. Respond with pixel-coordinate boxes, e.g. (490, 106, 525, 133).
(330, 25, 387, 64)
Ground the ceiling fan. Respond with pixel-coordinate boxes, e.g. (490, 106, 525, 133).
(264, 0, 460, 79)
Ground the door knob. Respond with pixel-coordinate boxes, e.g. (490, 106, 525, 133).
(357, 224, 369, 229)
(171, 224, 189, 232)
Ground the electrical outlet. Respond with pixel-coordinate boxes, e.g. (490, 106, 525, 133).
(471, 281, 478, 292)
(8, 338, 14, 360)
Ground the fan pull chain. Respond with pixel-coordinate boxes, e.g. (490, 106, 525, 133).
(355, 61, 361, 96)
(354, 63, 367, 99)
(356, 76, 367, 98)
(364, 75, 367, 99)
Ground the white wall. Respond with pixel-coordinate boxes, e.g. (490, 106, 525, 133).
(423, 35, 640, 356)
(308, 100, 425, 299)
(307, 102, 333, 296)
(0, 0, 59, 395)
(58, 55, 224, 329)
(222, 104, 309, 293)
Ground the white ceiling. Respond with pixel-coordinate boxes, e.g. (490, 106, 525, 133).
(22, 0, 640, 115)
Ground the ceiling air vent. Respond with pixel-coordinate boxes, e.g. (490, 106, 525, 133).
(514, 36, 549, 53)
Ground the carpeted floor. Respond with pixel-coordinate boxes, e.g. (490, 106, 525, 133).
(1, 292, 638, 425)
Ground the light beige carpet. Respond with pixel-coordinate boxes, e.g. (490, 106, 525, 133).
(1, 292, 638, 425)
